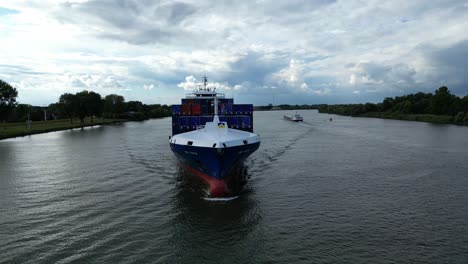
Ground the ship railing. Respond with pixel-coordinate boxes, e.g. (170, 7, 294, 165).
(186, 92, 226, 98)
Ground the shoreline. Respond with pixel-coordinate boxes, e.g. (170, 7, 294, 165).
(0, 118, 127, 141)
(322, 112, 468, 126)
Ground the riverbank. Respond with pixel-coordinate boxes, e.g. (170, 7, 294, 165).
(0, 118, 126, 140)
(326, 111, 468, 126)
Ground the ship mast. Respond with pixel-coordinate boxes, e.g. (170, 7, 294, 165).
(203, 75, 208, 90)
(203, 76, 218, 116)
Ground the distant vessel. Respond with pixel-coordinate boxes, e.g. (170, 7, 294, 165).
(169, 77, 260, 197)
(284, 113, 303, 122)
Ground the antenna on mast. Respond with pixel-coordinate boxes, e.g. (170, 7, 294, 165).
(203, 75, 208, 91)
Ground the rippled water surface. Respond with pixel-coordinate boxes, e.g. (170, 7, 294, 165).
(1, 111, 468, 263)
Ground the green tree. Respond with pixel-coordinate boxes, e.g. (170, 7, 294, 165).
(125, 101, 144, 112)
(104, 94, 125, 117)
(382, 97, 395, 112)
(0, 79, 19, 122)
(29, 107, 44, 121)
(48, 103, 62, 119)
(59, 93, 77, 123)
(400, 100, 413, 114)
(14, 104, 32, 122)
(85, 91, 103, 122)
(431, 86, 456, 115)
(75, 90, 91, 123)
(364, 103, 378, 112)
(460, 96, 468, 113)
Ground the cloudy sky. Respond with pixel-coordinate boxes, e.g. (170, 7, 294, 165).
(1, 0, 467, 106)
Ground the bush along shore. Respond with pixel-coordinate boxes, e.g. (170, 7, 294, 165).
(0, 118, 126, 140)
(318, 86, 468, 126)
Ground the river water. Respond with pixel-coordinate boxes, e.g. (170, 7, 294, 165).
(1, 110, 467, 263)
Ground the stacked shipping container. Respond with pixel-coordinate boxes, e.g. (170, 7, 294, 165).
(172, 98, 254, 135)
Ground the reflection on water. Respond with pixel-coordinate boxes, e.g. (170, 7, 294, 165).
(1, 112, 468, 263)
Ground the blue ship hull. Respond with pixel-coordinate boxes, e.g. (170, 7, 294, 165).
(170, 142, 260, 196)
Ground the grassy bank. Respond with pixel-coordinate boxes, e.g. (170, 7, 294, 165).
(0, 118, 125, 140)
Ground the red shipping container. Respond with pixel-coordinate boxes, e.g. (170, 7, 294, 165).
(182, 104, 191, 115)
(191, 104, 201, 115)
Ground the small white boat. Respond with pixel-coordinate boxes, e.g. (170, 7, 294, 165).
(284, 113, 303, 122)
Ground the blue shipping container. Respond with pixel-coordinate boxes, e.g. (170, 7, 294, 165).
(218, 102, 228, 114)
(228, 116, 239, 127)
(178, 117, 189, 126)
(226, 103, 233, 114)
(201, 104, 208, 114)
(236, 104, 253, 113)
(201, 99, 211, 106)
(172, 105, 181, 114)
(191, 116, 200, 127)
(201, 116, 213, 125)
(241, 116, 251, 128)
(233, 104, 241, 114)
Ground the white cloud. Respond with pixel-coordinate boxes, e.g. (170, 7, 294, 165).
(349, 74, 357, 85)
(1, 0, 468, 105)
(272, 59, 307, 89)
(143, 84, 155, 90)
(177, 75, 242, 92)
(177, 75, 198, 90)
(313, 88, 331, 95)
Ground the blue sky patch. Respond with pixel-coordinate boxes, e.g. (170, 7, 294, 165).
(0, 7, 19, 16)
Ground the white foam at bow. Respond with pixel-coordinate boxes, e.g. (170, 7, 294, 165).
(203, 196, 239, 202)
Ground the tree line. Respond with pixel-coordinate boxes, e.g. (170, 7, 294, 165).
(254, 104, 320, 111)
(0, 79, 171, 123)
(318, 86, 468, 124)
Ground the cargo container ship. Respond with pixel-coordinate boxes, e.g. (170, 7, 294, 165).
(169, 77, 261, 197)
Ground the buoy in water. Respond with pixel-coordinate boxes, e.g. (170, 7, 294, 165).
(329, 118, 333, 121)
